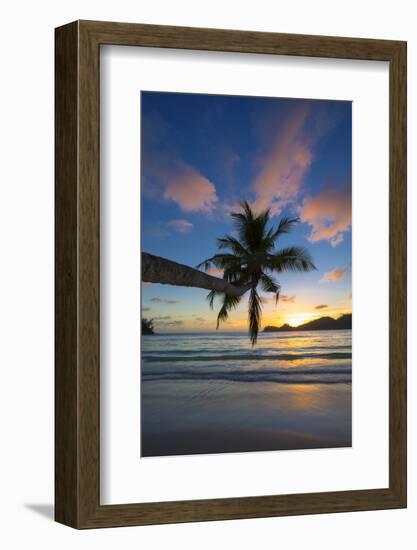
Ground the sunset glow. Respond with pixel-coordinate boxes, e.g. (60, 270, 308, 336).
(140, 91, 353, 458)
(284, 312, 318, 327)
(141, 92, 351, 333)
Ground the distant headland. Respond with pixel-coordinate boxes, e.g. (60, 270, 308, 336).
(264, 313, 352, 333)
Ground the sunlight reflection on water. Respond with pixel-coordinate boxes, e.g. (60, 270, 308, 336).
(141, 330, 352, 456)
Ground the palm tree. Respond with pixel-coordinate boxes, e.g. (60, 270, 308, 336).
(197, 201, 316, 345)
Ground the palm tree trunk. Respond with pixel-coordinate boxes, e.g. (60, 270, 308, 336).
(142, 252, 250, 297)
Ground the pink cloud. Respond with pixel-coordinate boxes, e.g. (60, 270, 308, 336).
(320, 266, 348, 283)
(251, 104, 313, 215)
(142, 110, 218, 214)
(207, 267, 224, 278)
(167, 219, 194, 233)
(300, 186, 351, 246)
(164, 166, 218, 213)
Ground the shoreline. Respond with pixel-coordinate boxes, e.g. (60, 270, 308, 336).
(141, 378, 352, 458)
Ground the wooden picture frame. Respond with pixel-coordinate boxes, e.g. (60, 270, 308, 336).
(55, 20, 407, 529)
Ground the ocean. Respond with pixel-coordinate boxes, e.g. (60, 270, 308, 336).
(141, 330, 352, 457)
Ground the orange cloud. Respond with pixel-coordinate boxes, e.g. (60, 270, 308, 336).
(300, 186, 351, 246)
(164, 166, 218, 213)
(167, 219, 194, 233)
(320, 266, 348, 283)
(251, 104, 313, 215)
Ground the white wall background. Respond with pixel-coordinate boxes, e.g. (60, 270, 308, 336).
(0, 1, 415, 547)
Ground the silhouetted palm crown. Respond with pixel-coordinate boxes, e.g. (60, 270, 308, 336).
(198, 201, 316, 345)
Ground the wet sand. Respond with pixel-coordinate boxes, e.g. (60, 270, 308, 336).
(141, 379, 352, 457)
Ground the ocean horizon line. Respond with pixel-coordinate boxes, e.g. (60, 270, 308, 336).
(143, 328, 353, 335)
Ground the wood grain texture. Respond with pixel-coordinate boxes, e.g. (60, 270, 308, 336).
(388, 41, 407, 504)
(55, 21, 79, 527)
(55, 20, 407, 529)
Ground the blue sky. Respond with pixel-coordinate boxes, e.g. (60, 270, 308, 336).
(141, 92, 352, 332)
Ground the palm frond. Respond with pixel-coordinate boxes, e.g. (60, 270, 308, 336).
(216, 293, 242, 329)
(267, 246, 316, 273)
(217, 235, 248, 257)
(248, 287, 262, 346)
(230, 213, 252, 250)
(270, 217, 300, 240)
(231, 201, 271, 252)
(256, 208, 271, 231)
(223, 266, 251, 286)
(240, 200, 256, 221)
(209, 253, 243, 270)
(206, 289, 217, 309)
(260, 273, 281, 304)
(197, 254, 242, 272)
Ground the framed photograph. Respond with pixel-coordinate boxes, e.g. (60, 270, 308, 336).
(55, 20, 406, 528)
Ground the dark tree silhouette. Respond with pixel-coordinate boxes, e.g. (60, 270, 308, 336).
(142, 318, 155, 335)
(198, 201, 316, 345)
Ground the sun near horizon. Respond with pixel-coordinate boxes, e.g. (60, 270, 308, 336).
(142, 290, 352, 332)
(268, 308, 351, 328)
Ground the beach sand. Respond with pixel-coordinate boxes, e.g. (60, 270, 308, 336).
(141, 379, 352, 457)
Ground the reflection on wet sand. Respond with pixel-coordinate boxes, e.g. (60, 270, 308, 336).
(141, 330, 352, 457)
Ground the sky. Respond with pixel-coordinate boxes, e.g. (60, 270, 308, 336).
(141, 91, 352, 332)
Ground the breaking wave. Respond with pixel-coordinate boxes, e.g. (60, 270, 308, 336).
(143, 352, 351, 363)
(142, 366, 351, 384)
